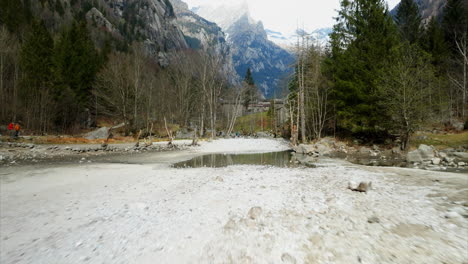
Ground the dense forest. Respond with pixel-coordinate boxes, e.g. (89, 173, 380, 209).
(0, 0, 248, 137)
(288, 0, 467, 148)
(0, 0, 466, 146)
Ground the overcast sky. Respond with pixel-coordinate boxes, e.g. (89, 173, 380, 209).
(183, 0, 401, 35)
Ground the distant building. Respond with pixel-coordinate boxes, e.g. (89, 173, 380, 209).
(221, 99, 288, 125)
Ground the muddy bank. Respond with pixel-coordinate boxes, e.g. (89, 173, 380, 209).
(0, 141, 193, 167)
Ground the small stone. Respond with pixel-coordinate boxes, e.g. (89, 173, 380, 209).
(248, 206, 262, 220)
(348, 181, 359, 190)
(458, 162, 466, 167)
(431, 158, 441, 165)
(281, 253, 297, 264)
(445, 212, 461, 219)
(214, 176, 224, 182)
(367, 216, 380, 223)
(349, 181, 372, 193)
(224, 219, 237, 230)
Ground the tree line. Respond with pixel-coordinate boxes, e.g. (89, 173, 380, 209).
(0, 0, 253, 137)
(288, 0, 467, 149)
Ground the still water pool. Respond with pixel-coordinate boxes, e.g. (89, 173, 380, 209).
(172, 151, 293, 168)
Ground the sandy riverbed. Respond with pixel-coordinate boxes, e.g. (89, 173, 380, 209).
(0, 138, 467, 263)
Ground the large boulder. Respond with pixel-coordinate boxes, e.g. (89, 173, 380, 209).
(407, 150, 423, 163)
(451, 120, 465, 132)
(452, 152, 468, 162)
(315, 143, 332, 156)
(175, 129, 195, 139)
(418, 144, 435, 159)
(294, 144, 315, 155)
(84, 127, 110, 140)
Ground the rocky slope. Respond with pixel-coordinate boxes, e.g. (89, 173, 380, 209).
(101, 0, 189, 65)
(391, 0, 446, 24)
(38, 0, 189, 66)
(169, 0, 239, 83)
(196, 3, 294, 98)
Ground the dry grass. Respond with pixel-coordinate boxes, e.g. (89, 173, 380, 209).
(411, 131, 468, 149)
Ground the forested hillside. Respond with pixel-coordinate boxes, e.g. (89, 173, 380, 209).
(0, 0, 242, 136)
(288, 0, 467, 148)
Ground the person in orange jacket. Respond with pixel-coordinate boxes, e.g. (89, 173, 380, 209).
(14, 123, 21, 138)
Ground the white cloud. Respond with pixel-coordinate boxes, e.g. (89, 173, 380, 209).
(183, 0, 401, 35)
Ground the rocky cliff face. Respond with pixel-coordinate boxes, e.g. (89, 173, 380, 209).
(100, 0, 188, 65)
(391, 0, 446, 23)
(196, 3, 294, 98)
(169, 0, 238, 83)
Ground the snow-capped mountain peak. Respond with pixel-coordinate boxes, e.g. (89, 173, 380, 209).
(266, 28, 333, 48)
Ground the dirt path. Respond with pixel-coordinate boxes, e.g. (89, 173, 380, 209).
(0, 139, 467, 264)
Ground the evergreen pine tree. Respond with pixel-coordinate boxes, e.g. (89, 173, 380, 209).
(328, 0, 399, 134)
(20, 20, 54, 131)
(244, 68, 255, 86)
(423, 17, 448, 69)
(53, 21, 99, 105)
(442, 0, 468, 55)
(243, 68, 258, 107)
(20, 20, 54, 91)
(395, 0, 423, 44)
(0, 0, 27, 32)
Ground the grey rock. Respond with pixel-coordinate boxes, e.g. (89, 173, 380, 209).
(281, 253, 297, 264)
(453, 152, 468, 162)
(224, 219, 237, 230)
(248, 206, 262, 220)
(85, 127, 110, 140)
(407, 150, 423, 163)
(445, 211, 461, 219)
(294, 144, 314, 155)
(349, 181, 372, 193)
(452, 120, 465, 131)
(348, 181, 359, 190)
(315, 143, 332, 156)
(418, 144, 435, 159)
(86, 8, 115, 33)
(458, 162, 466, 167)
(359, 147, 372, 154)
(432, 158, 441, 165)
(367, 216, 380, 223)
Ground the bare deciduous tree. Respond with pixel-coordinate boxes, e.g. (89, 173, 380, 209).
(377, 45, 435, 150)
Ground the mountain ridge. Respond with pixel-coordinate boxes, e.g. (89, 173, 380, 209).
(194, 2, 295, 98)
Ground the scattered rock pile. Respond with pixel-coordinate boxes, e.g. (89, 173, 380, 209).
(293, 137, 347, 157)
(407, 144, 468, 170)
(0, 141, 189, 166)
(292, 138, 467, 172)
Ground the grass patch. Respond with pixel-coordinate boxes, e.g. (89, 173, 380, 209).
(233, 112, 272, 134)
(411, 131, 468, 149)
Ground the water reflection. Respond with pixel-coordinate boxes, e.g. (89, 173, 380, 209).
(173, 151, 293, 168)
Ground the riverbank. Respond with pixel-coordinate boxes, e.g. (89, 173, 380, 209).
(292, 135, 468, 173)
(0, 138, 467, 263)
(0, 140, 193, 166)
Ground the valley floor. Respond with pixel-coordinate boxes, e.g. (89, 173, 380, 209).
(0, 139, 467, 263)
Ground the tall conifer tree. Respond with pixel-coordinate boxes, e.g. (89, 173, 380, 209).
(328, 0, 399, 133)
(395, 0, 423, 44)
